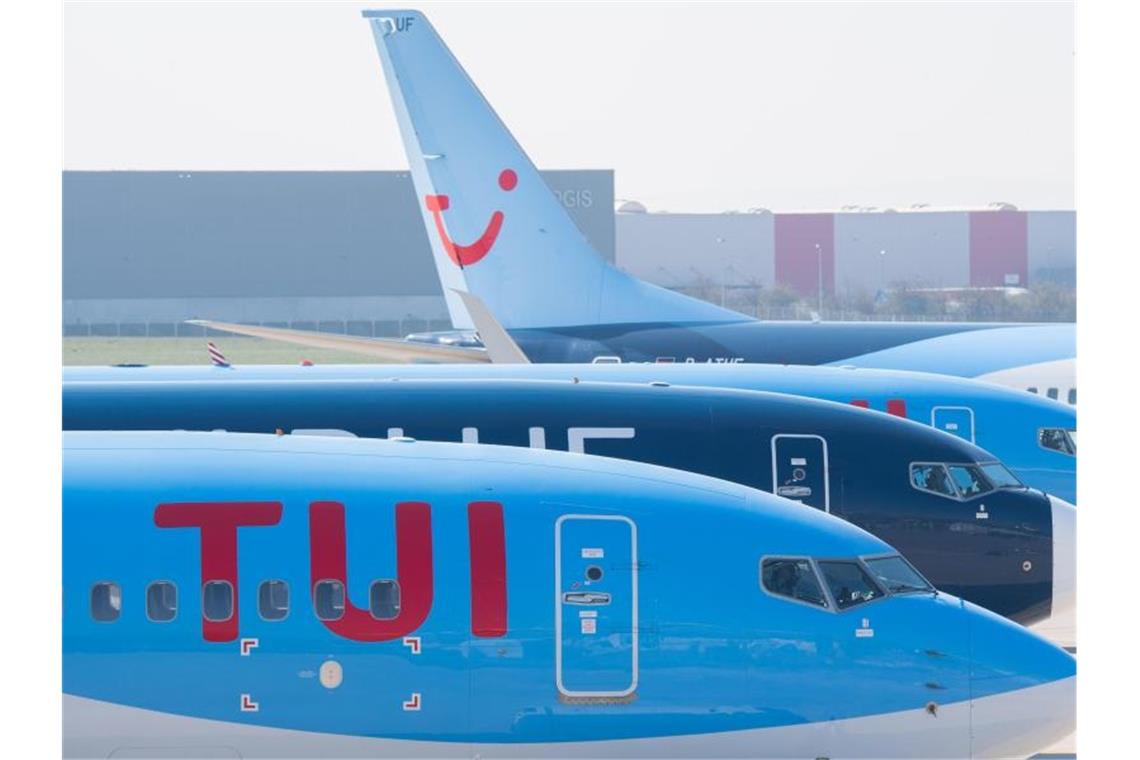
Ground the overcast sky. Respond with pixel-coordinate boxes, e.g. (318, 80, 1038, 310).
(64, 1, 1074, 212)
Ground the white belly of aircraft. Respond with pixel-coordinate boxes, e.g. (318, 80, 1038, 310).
(64, 678, 1073, 760)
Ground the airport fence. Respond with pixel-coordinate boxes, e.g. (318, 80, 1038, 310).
(62, 318, 457, 339)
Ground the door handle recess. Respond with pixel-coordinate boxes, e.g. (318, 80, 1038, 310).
(562, 592, 611, 605)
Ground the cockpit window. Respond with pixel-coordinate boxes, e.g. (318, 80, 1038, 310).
(817, 561, 884, 610)
(947, 465, 993, 498)
(761, 558, 828, 608)
(864, 555, 933, 595)
(1039, 428, 1076, 456)
(979, 462, 1022, 489)
(910, 463, 956, 498)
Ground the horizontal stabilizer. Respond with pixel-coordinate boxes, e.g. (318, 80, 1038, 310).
(451, 290, 530, 364)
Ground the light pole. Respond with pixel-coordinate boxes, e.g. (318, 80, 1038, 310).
(716, 237, 727, 307)
(814, 243, 823, 316)
(879, 249, 886, 292)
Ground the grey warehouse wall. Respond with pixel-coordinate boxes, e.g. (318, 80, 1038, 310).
(63, 170, 614, 331)
(1027, 211, 1076, 286)
(834, 212, 970, 292)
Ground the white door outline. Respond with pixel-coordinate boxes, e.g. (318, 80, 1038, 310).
(930, 406, 976, 443)
(770, 434, 831, 513)
(554, 514, 638, 698)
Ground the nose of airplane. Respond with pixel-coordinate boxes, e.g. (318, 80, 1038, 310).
(967, 600, 1076, 758)
(1049, 495, 1076, 622)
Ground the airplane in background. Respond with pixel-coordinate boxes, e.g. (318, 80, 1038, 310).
(65, 359, 1078, 503)
(64, 430, 1075, 758)
(64, 377, 1075, 625)
(191, 9, 1076, 404)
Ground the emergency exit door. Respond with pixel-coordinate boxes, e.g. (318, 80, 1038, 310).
(771, 435, 830, 511)
(931, 406, 975, 442)
(555, 515, 638, 699)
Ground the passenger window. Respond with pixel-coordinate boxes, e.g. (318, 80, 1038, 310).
(314, 580, 345, 621)
(817, 561, 884, 610)
(146, 581, 177, 622)
(910, 463, 956, 498)
(1047, 387, 1059, 400)
(202, 581, 234, 622)
(90, 582, 121, 622)
(946, 465, 993, 498)
(369, 579, 401, 620)
(761, 558, 828, 608)
(1067, 388, 1076, 405)
(1027, 386, 1038, 394)
(1039, 428, 1076, 456)
(258, 580, 289, 621)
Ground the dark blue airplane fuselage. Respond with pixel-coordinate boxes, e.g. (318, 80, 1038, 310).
(406, 321, 1076, 381)
(505, 320, 992, 365)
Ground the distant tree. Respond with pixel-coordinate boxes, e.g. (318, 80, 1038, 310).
(762, 284, 799, 309)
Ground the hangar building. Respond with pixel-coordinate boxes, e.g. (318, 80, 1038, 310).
(616, 205, 1076, 301)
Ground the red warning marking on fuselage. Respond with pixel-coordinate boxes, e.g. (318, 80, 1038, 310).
(240, 638, 259, 656)
(240, 693, 259, 712)
(403, 636, 422, 654)
(850, 398, 907, 417)
(887, 399, 907, 418)
(403, 692, 422, 711)
(424, 169, 517, 268)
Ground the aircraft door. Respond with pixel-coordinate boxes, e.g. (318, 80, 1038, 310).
(771, 435, 830, 511)
(555, 515, 638, 699)
(931, 406, 975, 442)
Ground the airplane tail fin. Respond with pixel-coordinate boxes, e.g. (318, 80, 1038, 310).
(206, 341, 231, 367)
(362, 11, 745, 330)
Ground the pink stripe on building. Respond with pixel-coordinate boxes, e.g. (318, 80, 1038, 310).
(969, 211, 1028, 287)
(774, 214, 835, 298)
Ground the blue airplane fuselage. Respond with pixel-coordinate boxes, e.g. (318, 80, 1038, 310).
(63, 431, 1075, 758)
(500, 321, 1073, 377)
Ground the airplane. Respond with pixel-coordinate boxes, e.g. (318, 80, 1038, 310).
(64, 359, 1078, 504)
(64, 430, 1075, 758)
(189, 8, 1076, 403)
(64, 376, 1075, 626)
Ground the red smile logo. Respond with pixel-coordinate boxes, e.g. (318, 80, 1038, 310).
(424, 169, 518, 267)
